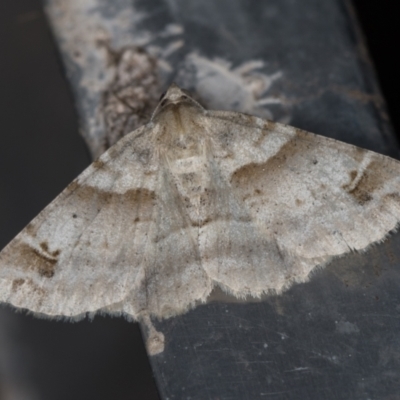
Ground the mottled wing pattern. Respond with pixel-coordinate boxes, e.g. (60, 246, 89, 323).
(2, 83, 400, 325)
(119, 163, 213, 320)
(0, 126, 157, 317)
(0, 122, 212, 320)
(200, 110, 400, 296)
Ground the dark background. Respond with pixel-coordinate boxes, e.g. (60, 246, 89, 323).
(0, 0, 398, 399)
(352, 0, 400, 138)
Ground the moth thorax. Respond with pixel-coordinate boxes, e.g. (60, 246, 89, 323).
(170, 134, 202, 159)
(170, 155, 212, 224)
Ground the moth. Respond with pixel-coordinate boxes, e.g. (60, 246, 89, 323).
(1, 83, 399, 354)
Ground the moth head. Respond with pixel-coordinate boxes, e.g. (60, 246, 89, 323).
(151, 83, 204, 121)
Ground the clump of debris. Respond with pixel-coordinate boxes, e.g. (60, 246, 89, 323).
(102, 46, 160, 148)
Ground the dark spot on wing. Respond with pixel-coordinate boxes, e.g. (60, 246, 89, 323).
(384, 192, 400, 208)
(385, 192, 400, 201)
(349, 170, 358, 181)
(40, 241, 61, 258)
(343, 162, 383, 205)
(354, 146, 367, 157)
(92, 159, 105, 169)
(25, 222, 37, 236)
(350, 190, 373, 205)
(191, 217, 212, 227)
(18, 242, 58, 278)
(12, 278, 25, 291)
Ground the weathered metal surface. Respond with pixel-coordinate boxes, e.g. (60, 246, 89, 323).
(44, 0, 396, 157)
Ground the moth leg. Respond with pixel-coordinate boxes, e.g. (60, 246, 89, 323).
(140, 313, 165, 356)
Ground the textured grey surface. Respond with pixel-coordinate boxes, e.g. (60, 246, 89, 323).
(44, 0, 397, 158)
